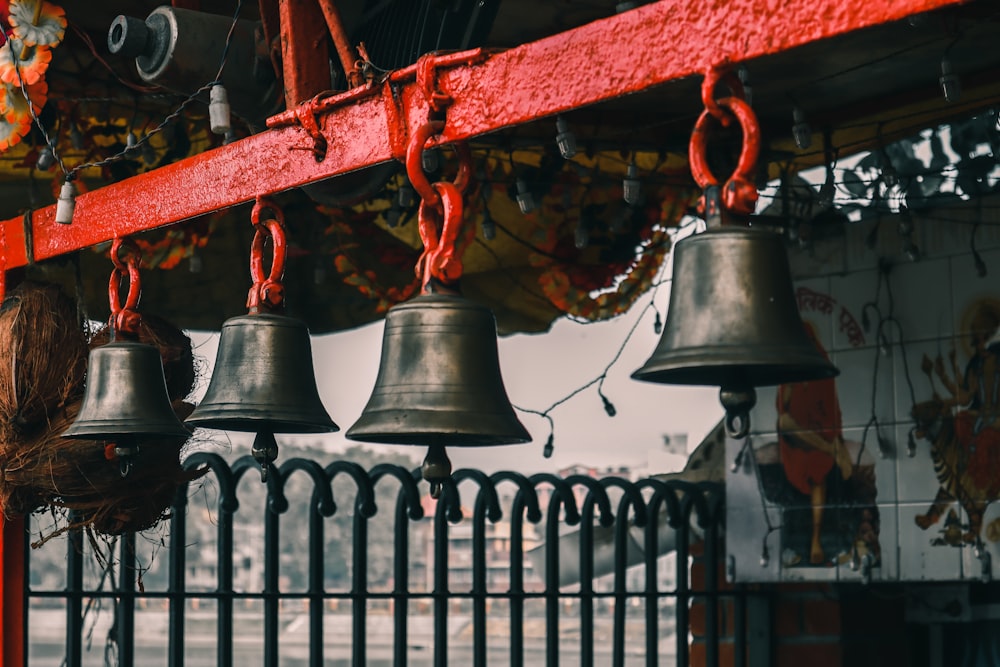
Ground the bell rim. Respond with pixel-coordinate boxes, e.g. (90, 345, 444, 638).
(185, 410, 340, 434)
(346, 411, 530, 446)
(62, 420, 191, 440)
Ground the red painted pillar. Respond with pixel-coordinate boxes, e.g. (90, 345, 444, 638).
(0, 512, 27, 665)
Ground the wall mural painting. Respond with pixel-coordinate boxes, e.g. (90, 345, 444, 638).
(912, 297, 1000, 550)
(754, 288, 881, 571)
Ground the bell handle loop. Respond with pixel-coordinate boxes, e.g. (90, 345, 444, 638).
(406, 120, 446, 207)
(108, 238, 142, 338)
(700, 65, 746, 127)
(689, 95, 761, 218)
(247, 217, 287, 313)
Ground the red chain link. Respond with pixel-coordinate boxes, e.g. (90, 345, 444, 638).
(247, 197, 288, 313)
(689, 68, 760, 218)
(108, 237, 142, 337)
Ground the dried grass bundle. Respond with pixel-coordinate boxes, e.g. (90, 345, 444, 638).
(0, 282, 204, 540)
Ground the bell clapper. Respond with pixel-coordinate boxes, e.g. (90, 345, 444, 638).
(252, 431, 280, 483)
(113, 442, 138, 478)
(720, 386, 757, 440)
(421, 444, 453, 499)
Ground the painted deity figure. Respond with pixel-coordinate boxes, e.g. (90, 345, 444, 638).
(776, 321, 854, 565)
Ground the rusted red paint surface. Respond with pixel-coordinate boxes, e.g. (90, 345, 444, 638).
(278, 0, 330, 106)
(0, 0, 965, 271)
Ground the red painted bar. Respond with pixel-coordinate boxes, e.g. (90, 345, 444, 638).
(0, 0, 964, 270)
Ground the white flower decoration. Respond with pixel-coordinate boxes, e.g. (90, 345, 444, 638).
(8, 0, 66, 48)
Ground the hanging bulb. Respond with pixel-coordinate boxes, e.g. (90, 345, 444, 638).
(791, 107, 811, 150)
(223, 130, 237, 145)
(600, 393, 617, 417)
(69, 123, 85, 150)
(209, 83, 232, 135)
(397, 180, 416, 208)
(542, 433, 554, 458)
(939, 57, 961, 103)
(189, 247, 203, 273)
(36, 143, 57, 171)
(422, 147, 441, 174)
(623, 161, 641, 205)
(385, 204, 403, 228)
(482, 206, 497, 241)
(737, 65, 752, 106)
(515, 178, 535, 214)
(653, 311, 663, 335)
(574, 216, 590, 249)
(125, 131, 138, 151)
(555, 115, 577, 159)
(55, 180, 77, 224)
(616, 0, 638, 11)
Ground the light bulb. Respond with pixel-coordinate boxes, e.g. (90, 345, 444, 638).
(738, 65, 752, 106)
(69, 123, 84, 150)
(55, 180, 77, 224)
(622, 162, 641, 205)
(36, 144, 57, 171)
(939, 58, 961, 103)
(616, 0, 638, 12)
(385, 205, 402, 228)
(397, 180, 416, 208)
(792, 107, 811, 150)
(515, 178, 535, 214)
(126, 132, 138, 150)
(482, 208, 496, 241)
(189, 248, 203, 273)
(555, 115, 577, 159)
(422, 147, 440, 173)
(209, 84, 232, 135)
(574, 217, 590, 249)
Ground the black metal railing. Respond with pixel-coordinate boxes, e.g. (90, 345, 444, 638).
(24, 453, 739, 667)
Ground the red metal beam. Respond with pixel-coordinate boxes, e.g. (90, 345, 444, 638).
(278, 0, 331, 106)
(0, 0, 966, 270)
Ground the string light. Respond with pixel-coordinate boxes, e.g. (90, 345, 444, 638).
(54, 180, 77, 225)
(623, 159, 641, 205)
(738, 65, 752, 106)
(69, 122, 85, 150)
(515, 178, 535, 214)
(397, 179, 416, 208)
(188, 247, 203, 273)
(792, 106, 812, 150)
(209, 83, 232, 136)
(421, 147, 441, 173)
(555, 115, 577, 159)
(481, 202, 497, 241)
(36, 142, 57, 171)
(615, 1, 638, 12)
(939, 57, 961, 103)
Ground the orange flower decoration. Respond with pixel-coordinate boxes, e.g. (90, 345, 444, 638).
(0, 37, 51, 85)
(0, 77, 45, 150)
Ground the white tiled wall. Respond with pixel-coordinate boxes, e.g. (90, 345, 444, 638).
(728, 195, 1000, 582)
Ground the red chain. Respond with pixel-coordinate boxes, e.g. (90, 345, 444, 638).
(247, 197, 288, 313)
(689, 66, 760, 218)
(108, 237, 142, 337)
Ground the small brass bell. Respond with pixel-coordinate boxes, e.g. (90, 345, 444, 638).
(347, 292, 530, 496)
(63, 239, 189, 477)
(632, 226, 837, 437)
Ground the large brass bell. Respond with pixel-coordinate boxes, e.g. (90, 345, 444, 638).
(186, 313, 337, 433)
(347, 292, 530, 495)
(186, 199, 337, 480)
(632, 226, 838, 438)
(64, 239, 189, 477)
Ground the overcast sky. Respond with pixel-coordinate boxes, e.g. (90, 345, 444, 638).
(188, 277, 722, 476)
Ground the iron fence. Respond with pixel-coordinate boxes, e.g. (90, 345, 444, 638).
(24, 453, 741, 666)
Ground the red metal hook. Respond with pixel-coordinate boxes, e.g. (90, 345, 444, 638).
(247, 198, 288, 313)
(688, 95, 760, 217)
(405, 121, 474, 207)
(417, 181, 466, 286)
(700, 65, 746, 126)
(108, 237, 142, 337)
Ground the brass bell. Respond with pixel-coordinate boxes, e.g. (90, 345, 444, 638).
(187, 313, 337, 433)
(347, 292, 530, 495)
(187, 198, 338, 480)
(632, 226, 838, 437)
(63, 340, 191, 476)
(186, 314, 339, 477)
